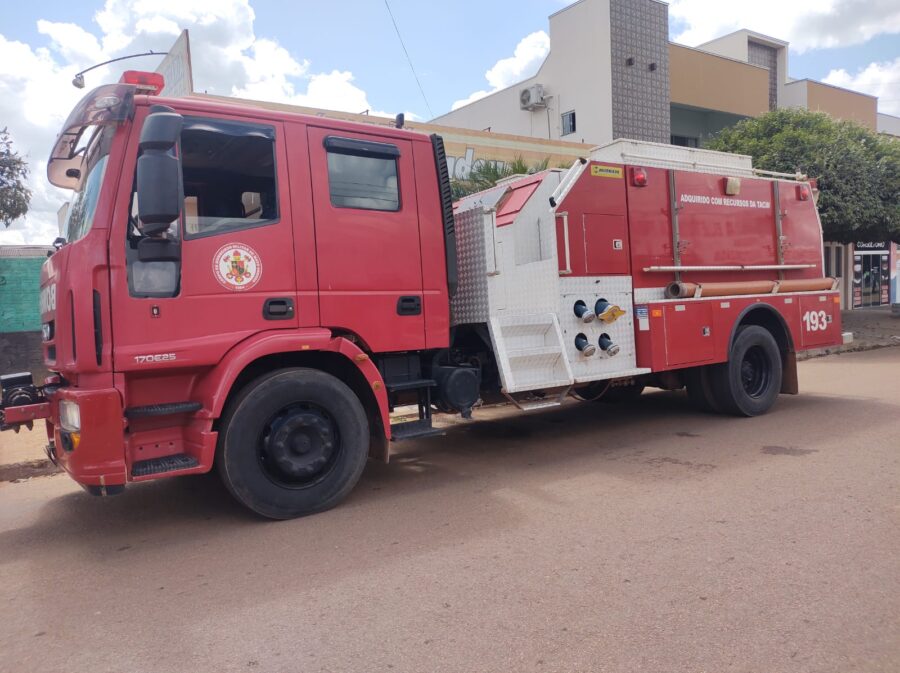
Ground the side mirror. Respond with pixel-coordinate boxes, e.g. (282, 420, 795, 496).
(137, 236, 181, 262)
(136, 110, 183, 237)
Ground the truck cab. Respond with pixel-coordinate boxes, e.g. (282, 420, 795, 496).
(9, 73, 460, 512)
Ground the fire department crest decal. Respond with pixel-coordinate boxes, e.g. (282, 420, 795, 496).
(213, 243, 262, 291)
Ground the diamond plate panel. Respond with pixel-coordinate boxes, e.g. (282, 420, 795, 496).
(450, 207, 492, 325)
(557, 276, 649, 383)
(489, 313, 573, 393)
(633, 286, 667, 303)
(451, 173, 564, 326)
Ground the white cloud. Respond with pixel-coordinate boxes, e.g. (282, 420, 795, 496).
(670, 0, 900, 53)
(823, 58, 900, 116)
(450, 30, 549, 111)
(450, 89, 491, 111)
(0, 0, 400, 244)
(485, 31, 550, 90)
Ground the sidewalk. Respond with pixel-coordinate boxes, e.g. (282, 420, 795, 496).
(2, 307, 898, 477)
(800, 306, 900, 359)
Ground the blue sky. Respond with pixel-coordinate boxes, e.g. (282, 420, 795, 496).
(0, 0, 897, 244)
(3, 0, 898, 120)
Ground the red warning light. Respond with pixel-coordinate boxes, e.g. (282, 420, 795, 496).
(797, 184, 810, 201)
(119, 70, 165, 95)
(631, 167, 648, 187)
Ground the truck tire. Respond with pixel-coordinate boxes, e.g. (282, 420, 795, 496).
(709, 326, 782, 417)
(217, 368, 369, 519)
(684, 366, 721, 413)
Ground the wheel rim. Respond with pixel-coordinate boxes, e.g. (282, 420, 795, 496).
(258, 403, 340, 488)
(740, 346, 771, 398)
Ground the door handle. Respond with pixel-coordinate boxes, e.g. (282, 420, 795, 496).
(263, 297, 294, 320)
(396, 296, 422, 316)
(557, 212, 572, 276)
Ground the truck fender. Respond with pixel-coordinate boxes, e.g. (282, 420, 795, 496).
(193, 329, 391, 440)
(727, 303, 794, 352)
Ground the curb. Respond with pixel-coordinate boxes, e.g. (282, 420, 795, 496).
(798, 341, 900, 361)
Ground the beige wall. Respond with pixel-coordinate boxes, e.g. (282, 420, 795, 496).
(695, 31, 748, 61)
(805, 81, 877, 130)
(878, 112, 900, 137)
(432, 0, 614, 145)
(669, 44, 769, 117)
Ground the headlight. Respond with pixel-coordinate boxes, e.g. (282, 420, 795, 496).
(59, 400, 81, 432)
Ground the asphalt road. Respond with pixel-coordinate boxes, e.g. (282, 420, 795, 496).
(1, 348, 898, 673)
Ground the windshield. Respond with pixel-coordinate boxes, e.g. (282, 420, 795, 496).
(63, 126, 113, 243)
(47, 83, 134, 190)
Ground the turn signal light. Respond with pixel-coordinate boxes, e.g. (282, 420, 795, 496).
(120, 70, 164, 95)
(631, 167, 648, 187)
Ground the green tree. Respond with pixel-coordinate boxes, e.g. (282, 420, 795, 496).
(451, 155, 551, 200)
(0, 128, 31, 228)
(706, 108, 899, 242)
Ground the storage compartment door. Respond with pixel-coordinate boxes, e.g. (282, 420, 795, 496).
(664, 302, 715, 367)
(583, 213, 630, 275)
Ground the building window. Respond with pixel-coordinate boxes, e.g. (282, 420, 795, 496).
(325, 136, 400, 212)
(670, 135, 699, 148)
(561, 110, 576, 136)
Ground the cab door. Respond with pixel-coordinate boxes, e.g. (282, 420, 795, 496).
(109, 112, 297, 377)
(307, 126, 425, 353)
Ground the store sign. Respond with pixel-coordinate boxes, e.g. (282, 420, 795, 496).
(855, 241, 888, 252)
(155, 30, 193, 98)
(445, 147, 506, 180)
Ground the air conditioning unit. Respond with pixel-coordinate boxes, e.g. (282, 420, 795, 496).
(519, 84, 547, 110)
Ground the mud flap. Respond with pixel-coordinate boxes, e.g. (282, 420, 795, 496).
(781, 351, 799, 395)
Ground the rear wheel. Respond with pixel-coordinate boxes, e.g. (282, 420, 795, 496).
(684, 366, 721, 413)
(217, 368, 369, 519)
(709, 326, 782, 417)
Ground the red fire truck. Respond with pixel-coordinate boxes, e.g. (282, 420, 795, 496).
(0, 72, 842, 518)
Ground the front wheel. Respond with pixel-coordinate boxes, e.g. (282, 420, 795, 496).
(217, 368, 369, 519)
(709, 325, 782, 417)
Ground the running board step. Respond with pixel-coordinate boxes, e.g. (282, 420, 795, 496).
(131, 453, 199, 477)
(390, 419, 445, 441)
(503, 386, 572, 411)
(125, 401, 202, 419)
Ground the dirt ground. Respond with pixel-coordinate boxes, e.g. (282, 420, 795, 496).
(1, 347, 898, 673)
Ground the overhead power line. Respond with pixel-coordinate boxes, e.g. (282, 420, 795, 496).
(383, 0, 434, 118)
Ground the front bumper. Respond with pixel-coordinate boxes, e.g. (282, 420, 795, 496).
(49, 387, 127, 490)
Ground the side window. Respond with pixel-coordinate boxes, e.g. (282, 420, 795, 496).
(181, 118, 278, 238)
(325, 136, 400, 211)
